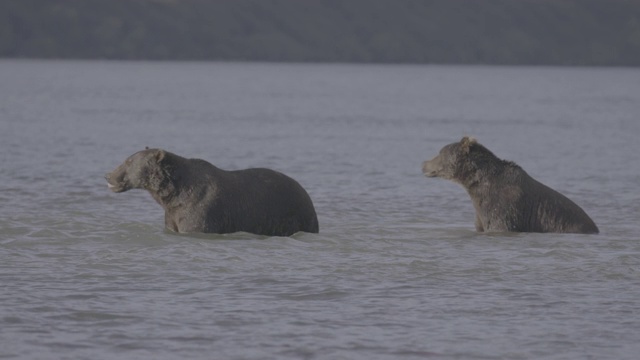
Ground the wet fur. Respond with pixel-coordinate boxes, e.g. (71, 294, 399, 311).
(106, 149, 319, 236)
(422, 137, 599, 234)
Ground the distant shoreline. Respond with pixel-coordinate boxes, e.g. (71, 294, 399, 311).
(2, 0, 639, 66)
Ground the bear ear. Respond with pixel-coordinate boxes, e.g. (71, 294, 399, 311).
(145, 146, 150, 150)
(460, 136, 477, 153)
(154, 149, 166, 163)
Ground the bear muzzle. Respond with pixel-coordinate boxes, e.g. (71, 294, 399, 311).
(422, 160, 439, 177)
(105, 173, 129, 193)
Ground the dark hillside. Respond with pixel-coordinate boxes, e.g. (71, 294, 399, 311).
(1, 0, 640, 65)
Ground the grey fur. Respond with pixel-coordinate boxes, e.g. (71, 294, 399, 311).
(105, 149, 319, 236)
(422, 137, 599, 234)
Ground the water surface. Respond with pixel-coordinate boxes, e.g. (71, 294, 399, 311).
(1, 60, 639, 359)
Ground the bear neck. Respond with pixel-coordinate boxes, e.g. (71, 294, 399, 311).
(144, 154, 184, 210)
(460, 154, 511, 192)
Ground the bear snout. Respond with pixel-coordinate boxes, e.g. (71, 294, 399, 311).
(105, 172, 127, 193)
(105, 173, 117, 191)
(422, 160, 439, 177)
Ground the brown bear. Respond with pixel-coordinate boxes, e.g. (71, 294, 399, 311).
(422, 137, 599, 234)
(105, 148, 319, 236)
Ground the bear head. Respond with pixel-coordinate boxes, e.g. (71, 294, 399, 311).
(105, 148, 166, 193)
(422, 136, 496, 185)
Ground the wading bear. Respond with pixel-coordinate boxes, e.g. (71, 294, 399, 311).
(105, 148, 319, 236)
(422, 137, 598, 234)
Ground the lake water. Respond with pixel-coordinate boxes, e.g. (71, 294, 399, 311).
(1, 60, 639, 359)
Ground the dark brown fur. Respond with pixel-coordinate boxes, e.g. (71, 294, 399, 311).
(422, 137, 598, 234)
(105, 149, 319, 236)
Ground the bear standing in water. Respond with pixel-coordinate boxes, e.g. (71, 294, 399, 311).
(105, 148, 319, 236)
(422, 137, 598, 234)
